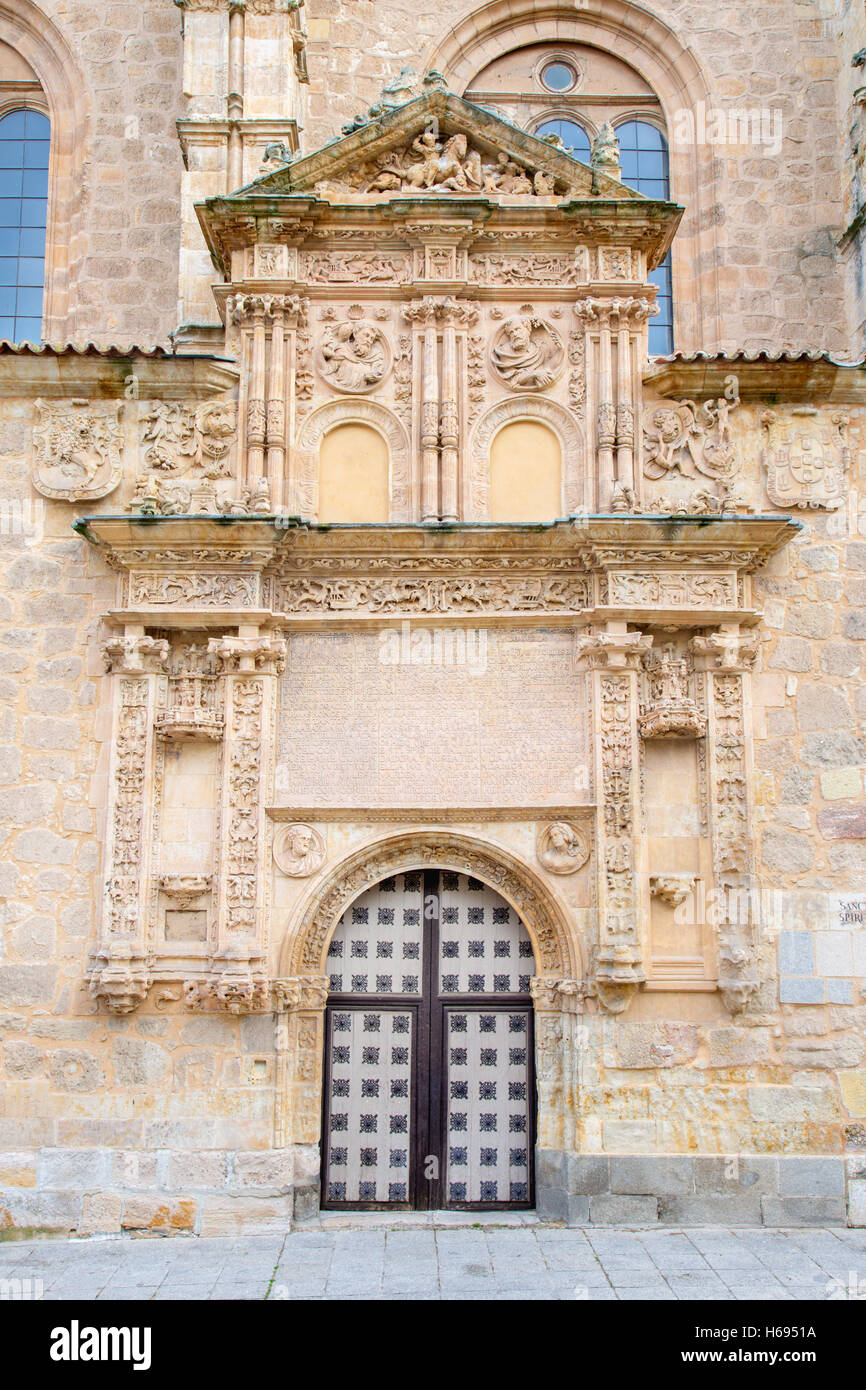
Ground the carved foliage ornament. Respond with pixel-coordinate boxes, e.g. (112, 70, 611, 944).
(761, 408, 849, 510)
(33, 398, 124, 501)
(642, 378, 747, 513)
(490, 309, 565, 392)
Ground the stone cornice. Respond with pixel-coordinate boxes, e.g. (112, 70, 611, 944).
(644, 352, 866, 404)
(0, 348, 239, 399)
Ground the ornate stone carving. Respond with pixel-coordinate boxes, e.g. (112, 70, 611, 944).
(469, 253, 585, 287)
(140, 401, 236, 480)
(222, 677, 265, 935)
(761, 408, 849, 510)
(536, 822, 590, 875)
(318, 124, 570, 199)
(607, 571, 738, 610)
(273, 574, 589, 616)
(490, 309, 564, 391)
(591, 122, 620, 176)
(105, 676, 150, 936)
(273, 823, 326, 877)
(32, 399, 123, 501)
(155, 643, 224, 742)
(290, 835, 571, 977)
(89, 946, 151, 1015)
(102, 636, 169, 674)
(208, 635, 287, 673)
(690, 630, 759, 671)
(254, 242, 290, 277)
(649, 875, 696, 908)
(301, 252, 410, 284)
(159, 874, 212, 909)
(128, 572, 259, 609)
(642, 380, 745, 512)
(639, 644, 707, 740)
(316, 307, 390, 393)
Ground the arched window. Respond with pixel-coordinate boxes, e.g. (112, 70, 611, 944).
(0, 108, 49, 342)
(614, 119, 673, 355)
(533, 117, 590, 163)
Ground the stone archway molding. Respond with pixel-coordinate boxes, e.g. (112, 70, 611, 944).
(280, 829, 583, 981)
(426, 0, 723, 350)
(295, 397, 411, 521)
(469, 393, 585, 520)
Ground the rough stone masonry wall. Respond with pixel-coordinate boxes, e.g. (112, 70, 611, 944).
(0, 405, 302, 1237)
(36, 0, 183, 343)
(304, 0, 848, 354)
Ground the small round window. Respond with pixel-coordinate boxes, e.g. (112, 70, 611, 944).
(539, 60, 577, 93)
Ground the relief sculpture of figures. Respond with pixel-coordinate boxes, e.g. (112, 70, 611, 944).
(536, 822, 590, 875)
(490, 310, 565, 390)
(317, 308, 389, 393)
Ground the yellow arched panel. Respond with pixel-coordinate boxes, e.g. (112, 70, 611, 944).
(318, 423, 389, 523)
(489, 419, 562, 523)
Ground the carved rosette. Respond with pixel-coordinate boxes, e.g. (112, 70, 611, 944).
(578, 629, 651, 1013)
(691, 629, 759, 1012)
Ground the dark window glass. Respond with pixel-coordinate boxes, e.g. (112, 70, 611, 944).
(540, 61, 576, 94)
(615, 119, 673, 354)
(534, 117, 591, 163)
(0, 109, 49, 342)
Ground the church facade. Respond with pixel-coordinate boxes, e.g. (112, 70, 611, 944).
(0, 0, 865, 1236)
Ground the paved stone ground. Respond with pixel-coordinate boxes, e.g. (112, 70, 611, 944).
(1, 1218, 864, 1301)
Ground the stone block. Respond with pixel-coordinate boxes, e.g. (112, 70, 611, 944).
(231, 1150, 294, 1194)
(0, 964, 57, 1007)
(292, 1184, 319, 1225)
(535, 1148, 566, 1190)
(0, 1153, 36, 1188)
(815, 931, 853, 976)
(0, 1190, 80, 1232)
(820, 768, 862, 800)
(840, 1071, 866, 1118)
(112, 1037, 171, 1087)
(848, 1179, 866, 1227)
(166, 1151, 228, 1191)
(121, 1196, 197, 1233)
(609, 1155, 694, 1196)
(694, 1156, 779, 1196)
(828, 980, 855, 1004)
(535, 1183, 568, 1222)
(602, 1121, 658, 1151)
(111, 1151, 160, 1188)
(778, 932, 814, 974)
(80, 1193, 123, 1234)
(819, 807, 866, 840)
(780, 977, 825, 1004)
(760, 1196, 847, 1226)
(196, 1194, 292, 1237)
(657, 1195, 763, 1225)
(3, 1040, 45, 1078)
(778, 1156, 845, 1197)
(614, 1021, 699, 1069)
(48, 1049, 105, 1092)
(762, 828, 814, 874)
(783, 1034, 864, 1068)
(589, 1195, 658, 1225)
(37, 1149, 111, 1190)
(565, 1154, 610, 1195)
(748, 1085, 837, 1124)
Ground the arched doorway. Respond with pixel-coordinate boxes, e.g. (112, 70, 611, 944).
(321, 869, 536, 1211)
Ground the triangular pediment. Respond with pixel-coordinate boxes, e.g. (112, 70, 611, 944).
(236, 88, 644, 205)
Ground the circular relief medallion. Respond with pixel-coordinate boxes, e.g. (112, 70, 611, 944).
(273, 823, 326, 878)
(316, 309, 391, 394)
(536, 821, 590, 875)
(490, 310, 565, 391)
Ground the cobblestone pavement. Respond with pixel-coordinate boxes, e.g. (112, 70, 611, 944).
(1, 1218, 864, 1301)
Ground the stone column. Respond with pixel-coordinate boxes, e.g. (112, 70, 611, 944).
(272, 975, 330, 1151)
(530, 976, 584, 1155)
(404, 297, 440, 523)
(246, 296, 269, 486)
(438, 297, 478, 524)
(691, 626, 761, 1013)
(91, 633, 170, 1012)
(577, 624, 652, 1014)
(205, 631, 287, 1010)
(265, 295, 288, 507)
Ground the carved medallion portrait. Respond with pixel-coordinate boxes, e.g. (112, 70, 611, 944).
(273, 822, 326, 878)
(316, 307, 391, 394)
(490, 310, 564, 391)
(536, 821, 590, 875)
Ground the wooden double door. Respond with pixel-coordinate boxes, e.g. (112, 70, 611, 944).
(321, 869, 536, 1211)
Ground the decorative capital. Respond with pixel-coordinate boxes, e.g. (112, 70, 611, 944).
(271, 974, 329, 1012)
(89, 947, 151, 1015)
(102, 635, 170, 674)
(690, 629, 758, 671)
(577, 629, 652, 670)
(208, 634, 287, 673)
